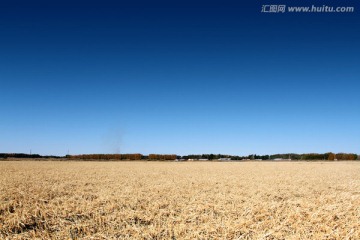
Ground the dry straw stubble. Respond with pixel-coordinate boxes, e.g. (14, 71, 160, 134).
(0, 161, 360, 239)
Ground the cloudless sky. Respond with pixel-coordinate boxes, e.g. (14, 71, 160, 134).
(1, 0, 359, 156)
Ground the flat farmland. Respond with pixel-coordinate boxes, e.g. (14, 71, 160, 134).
(1, 161, 359, 239)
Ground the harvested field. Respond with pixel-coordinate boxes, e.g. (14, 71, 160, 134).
(1, 161, 360, 239)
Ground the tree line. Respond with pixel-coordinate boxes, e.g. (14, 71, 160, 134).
(1, 152, 358, 161)
(67, 154, 177, 161)
(148, 154, 177, 160)
(67, 154, 142, 160)
(181, 153, 358, 161)
(0, 153, 61, 159)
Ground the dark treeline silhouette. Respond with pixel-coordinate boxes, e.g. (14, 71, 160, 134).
(67, 154, 142, 160)
(68, 154, 177, 161)
(66, 153, 177, 161)
(182, 154, 233, 160)
(1, 152, 359, 161)
(180, 153, 358, 161)
(0, 153, 61, 159)
(148, 154, 177, 160)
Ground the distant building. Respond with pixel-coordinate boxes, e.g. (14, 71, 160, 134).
(218, 158, 231, 161)
(199, 159, 209, 161)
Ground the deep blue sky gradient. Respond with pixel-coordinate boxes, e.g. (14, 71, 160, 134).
(1, 0, 359, 156)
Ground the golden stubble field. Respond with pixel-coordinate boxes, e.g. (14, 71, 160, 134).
(0, 161, 359, 239)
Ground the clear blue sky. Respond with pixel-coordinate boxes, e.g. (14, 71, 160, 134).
(1, 0, 359, 156)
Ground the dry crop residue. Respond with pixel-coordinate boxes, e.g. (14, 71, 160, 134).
(1, 161, 359, 239)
